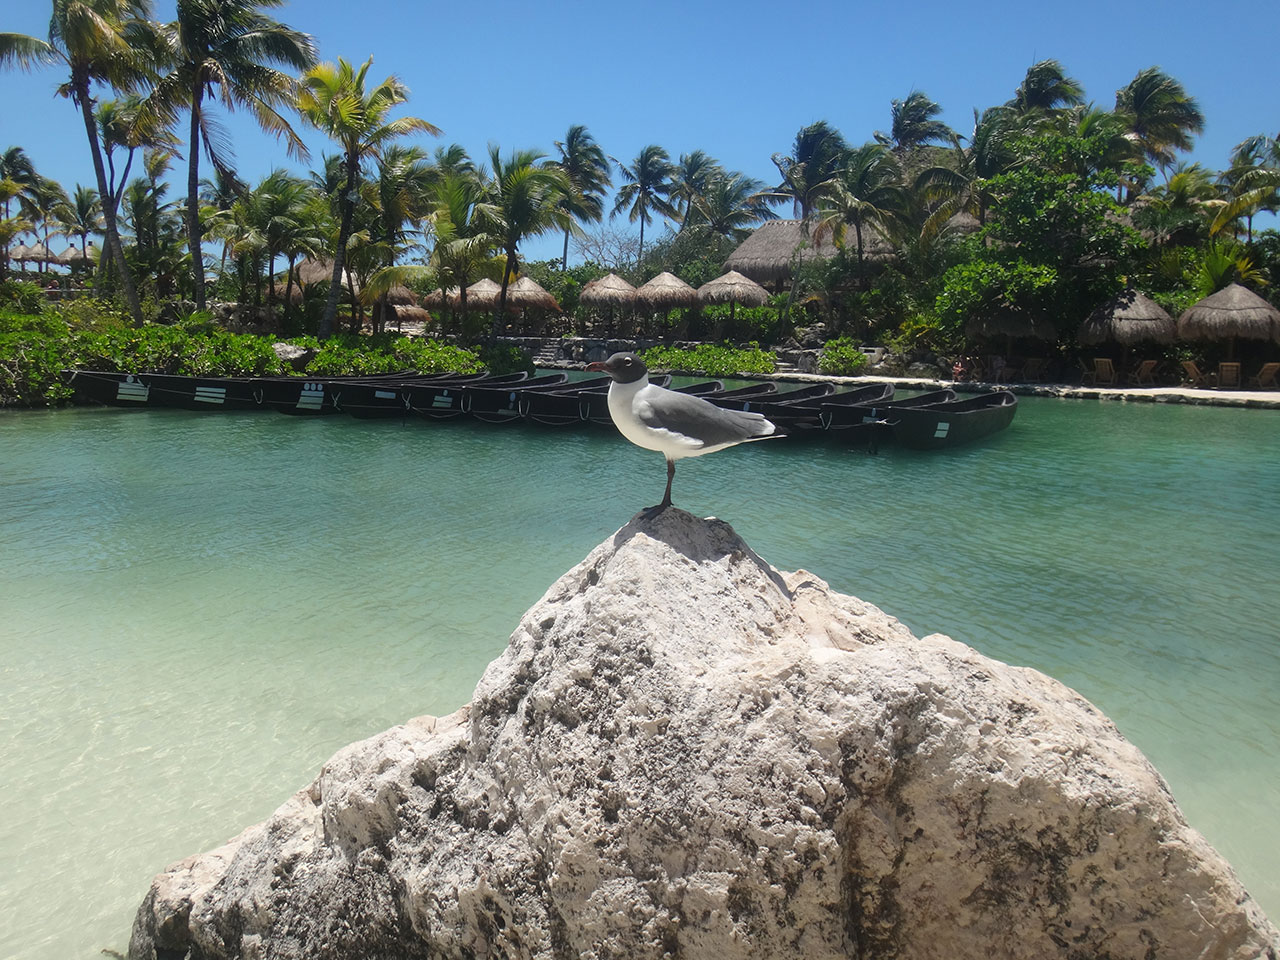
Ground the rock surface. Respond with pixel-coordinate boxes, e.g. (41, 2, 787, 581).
(128, 510, 1278, 960)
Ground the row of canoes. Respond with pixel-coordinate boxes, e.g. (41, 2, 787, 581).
(61, 369, 1017, 449)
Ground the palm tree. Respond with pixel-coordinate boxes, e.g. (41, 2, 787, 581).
(814, 143, 905, 287)
(482, 145, 572, 334)
(1215, 134, 1280, 242)
(668, 149, 720, 231)
(429, 171, 498, 324)
(1007, 59, 1084, 115)
(1115, 67, 1204, 176)
(549, 125, 611, 269)
(28, 175, 70, 274)
(874, 91, 953, 153)
(610, 144, 676, 263)
(144, 0, 316, 310)
(693, 172, 776, 241)
(366, 144, 434, 331)
(296, 56, 440, 337)
(0, 0, 164, 324)
(97, 94, 181, 240)
(0, 147, 37, 220)
(770, 120, 848, 225)
(57, 184, 104, 261)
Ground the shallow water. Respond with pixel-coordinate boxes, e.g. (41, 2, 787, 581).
(1, 396, 1277, 957)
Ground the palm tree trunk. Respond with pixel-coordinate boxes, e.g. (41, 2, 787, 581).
(75, 71, 142, 326)
(320, 158, 358, 338)
(346, 271, 360, 333)
(854, 219, 866, 289)
(187, 82, 207, 310)
(285, 255, 297, 328)
(638, 216, 645, 265)
(493, 250, 514, 342)
(562, 228, 570, 271)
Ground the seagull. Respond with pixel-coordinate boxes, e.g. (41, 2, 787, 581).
(585, 352, 779, 509)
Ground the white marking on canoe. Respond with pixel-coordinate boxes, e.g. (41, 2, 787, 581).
(296, 382, 324, 410)
(116, 377, 149, 402)
(194, 386, 226, 404)
(934, 422, 950, 438)
(374, 390, 395, 399)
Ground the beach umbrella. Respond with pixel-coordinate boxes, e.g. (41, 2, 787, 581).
(390, 304, 432, 332)
(383, 284, 418, 306)
(61, 244, 97, 269)
(579, 273, 637, 308)
(698, 270, 769, 323)
(9, 243, 32, 269)
(507, 275, 561, 312)
(295, 257, 358, 292)
(1079, 289, 1176, 347)
(635, 271, 700, 312)
(458, 277, 503, 311)
(1177, 283, 1280, 358)
(580, 273, 637, 335)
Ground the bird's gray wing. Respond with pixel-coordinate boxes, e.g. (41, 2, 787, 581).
(634, 387, 775, 449)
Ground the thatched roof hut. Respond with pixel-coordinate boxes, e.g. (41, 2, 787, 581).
(390, 305, 432, 328)
(383, 284, 418, 306)
(722, 219, 898, 286)
(507, 276, 560, 312)
(61, 243, 98, 266)
(698, 270, 770, 307)
(9, 243, 33, 261)
(579, 273, 637, 308)
(1177, 283, 1280, 345)
(296, 258, 358, 291)
(25, 241, 52, 262)
(460, 278, 503, 310)
(635, 272, 699, 312)
(966, 309, 1054, 341)
(1079, 289, 1176, 346)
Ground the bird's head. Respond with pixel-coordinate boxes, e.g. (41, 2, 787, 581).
(586, 352, 648, 384)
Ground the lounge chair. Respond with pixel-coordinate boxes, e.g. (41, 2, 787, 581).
(1019, 357, 1047, 383)
(1216, 362, 1242, 389)
(1248, 362, 1280, 389)
(1078, 357, 1096, 384)
(1180, 360, 1208, 387)
(1092, 358, 1118, 387)
(1129, 359, 1158, 385)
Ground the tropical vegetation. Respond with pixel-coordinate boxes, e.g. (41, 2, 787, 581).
(1, 5, 1277, 388)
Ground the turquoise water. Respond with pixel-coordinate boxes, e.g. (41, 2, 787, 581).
(1, 397, 1277, 958)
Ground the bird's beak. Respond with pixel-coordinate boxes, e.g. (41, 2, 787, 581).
(585, 362, 607, 372)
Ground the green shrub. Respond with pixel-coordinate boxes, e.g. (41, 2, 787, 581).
(817, 338, 869, 376)
(473, 343, 533, 376)
(0, 279, 45, 314)
(641, 342, 775, 377)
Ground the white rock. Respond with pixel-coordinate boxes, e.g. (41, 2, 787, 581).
(128, 509, 1279, 960)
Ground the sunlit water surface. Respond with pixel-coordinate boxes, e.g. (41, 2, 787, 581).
(1, 395, 1277, 958)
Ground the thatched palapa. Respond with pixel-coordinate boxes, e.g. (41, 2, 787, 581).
(635, 272, 699, 312)
(9, 243, 33, 262)
(1177, 283, 1280, 346)
(579, 273, 637, 308)
(390, 305, 432, 327)
(698, 270, 770, 307)
(507, 276, 561, 312)
(296, 258, 358, 292)
(1079, 289, 1176, 346)
(723, 219, 895, 286)
(382, 284, 418, 306)
(459, 278, 503, 311)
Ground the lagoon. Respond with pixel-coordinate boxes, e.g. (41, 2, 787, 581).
(1, 397, 1277, 959)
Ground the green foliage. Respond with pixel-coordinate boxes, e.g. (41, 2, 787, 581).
(0, 308, 482, 405)
(1193, 241, 1267, 296)
(301, 334, 481, 376)
(640, 226, 738, 289)
(0, 279, 44, 314)
(934, 257, 1059, 331)
(817, 337, 870, 375)
(641, 342, 775, 377)
(473, 343, 534, 376)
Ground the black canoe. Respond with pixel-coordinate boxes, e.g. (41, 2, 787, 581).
(258, 371, 427, 416)
(884, 390, 1017, 448)
(64, 370, 268, 410)
(748, 382, 892, 426)
(522, 375, 678, 426)
(461, 373, 580, 423)
(706, 381, 835, 415)
(819, 387, 956, 431)
(340, 372, 525, 419)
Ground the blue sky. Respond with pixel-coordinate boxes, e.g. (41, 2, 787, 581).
(4, 0, 1278, 262)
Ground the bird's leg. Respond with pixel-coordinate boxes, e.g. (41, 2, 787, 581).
(661, 458, 675, 507)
